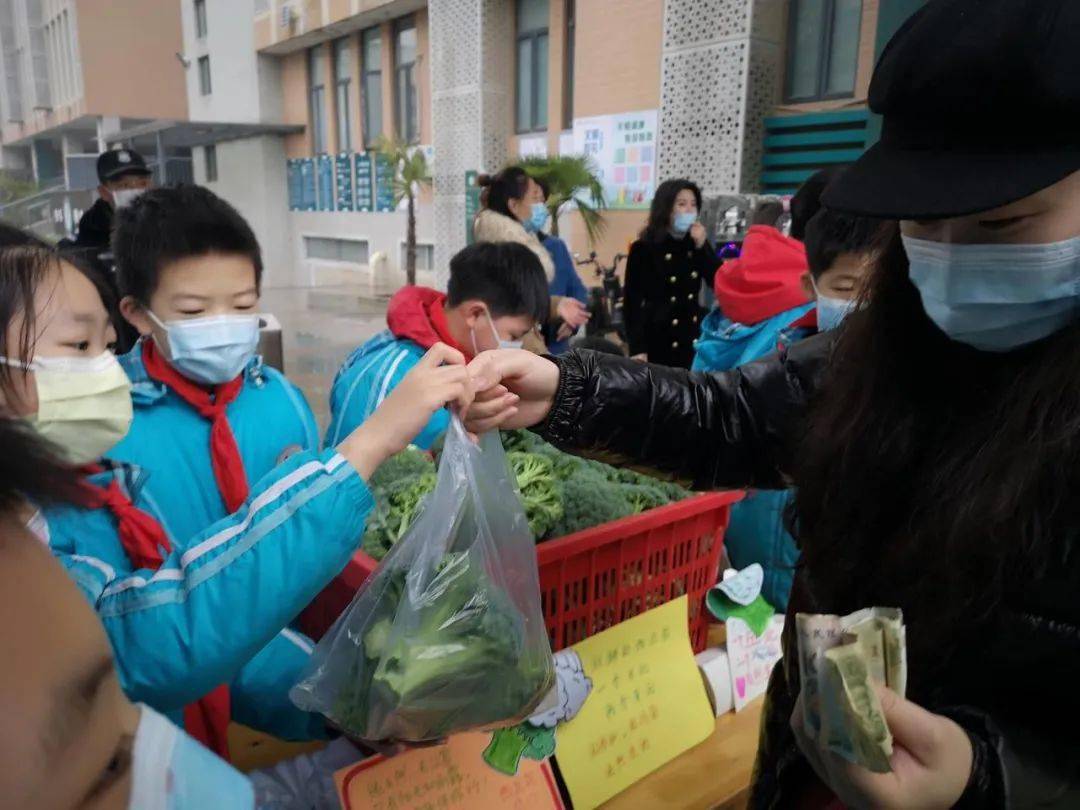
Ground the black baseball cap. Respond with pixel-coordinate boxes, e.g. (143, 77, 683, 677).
(96, 148, 152, 184)
(824, 0, 1080, 220)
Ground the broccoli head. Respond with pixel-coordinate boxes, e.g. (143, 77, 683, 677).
(549, 474, 634, 538)
(507, 451, 564, 539)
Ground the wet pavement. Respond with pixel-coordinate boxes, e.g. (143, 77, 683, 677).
(260, 286, 391, 435)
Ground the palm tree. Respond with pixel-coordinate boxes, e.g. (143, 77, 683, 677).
(376, 137, 432, 286)
(519, 154, 607, 244)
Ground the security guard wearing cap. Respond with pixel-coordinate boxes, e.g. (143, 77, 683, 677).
(66, 148, 153, 351)
(624, 178, 720, 368)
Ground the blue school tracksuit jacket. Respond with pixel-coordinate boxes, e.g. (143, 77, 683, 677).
(42, 346, 369, 741)
(325, 286, 455, 452)
(692, 305, 815, 613)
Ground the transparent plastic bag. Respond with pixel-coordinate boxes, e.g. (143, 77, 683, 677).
(290, 418, 555, 742)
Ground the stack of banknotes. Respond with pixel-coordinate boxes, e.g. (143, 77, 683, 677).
(795, 607, 907, 773)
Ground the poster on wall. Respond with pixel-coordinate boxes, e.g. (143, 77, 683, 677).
(286, 160, 302, 210)
(298, 158, 316, 211)
(572, 109, 658, 210)
(334, 153, 353, 211)
(355, 152, 374, 212)
(317, 155, 334, 211)
(517, 135, 548, 158)
(374, 153, 396, 212)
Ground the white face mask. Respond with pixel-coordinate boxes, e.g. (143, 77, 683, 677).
(0, 352, 133, 464)
(112, 188, 146, 209)
(129, 704, 254, 810)
(470, 309, 523, 355)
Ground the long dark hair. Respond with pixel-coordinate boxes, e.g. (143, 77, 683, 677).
(793, 231, 1080, 683)
(0, 418, 83, 512)
(478, 167, 531, 221)
(641, 179, 702, 242)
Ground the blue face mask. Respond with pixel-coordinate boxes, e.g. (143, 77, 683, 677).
(903, 234, 1080, 352)
(149, 312, 260, 385)
(813, 285, 859, 332)
(129, 704, 254, 809)
(524, 202, 550, 234)
(672, 211, 697, 236)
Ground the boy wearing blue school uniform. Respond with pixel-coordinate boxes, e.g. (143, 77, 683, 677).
(44, 185, 469, 754)
(326, 242, 549, 450)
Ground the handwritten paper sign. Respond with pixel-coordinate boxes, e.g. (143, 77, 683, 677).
(335, 733, 564, 810)
(554, 597, 714, 810)
(726, 614, 784, 711)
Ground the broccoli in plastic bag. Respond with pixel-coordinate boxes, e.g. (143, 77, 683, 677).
(290, 418, 555, 742)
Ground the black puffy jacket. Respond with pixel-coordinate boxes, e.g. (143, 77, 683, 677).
(537, 339, 1080, 809)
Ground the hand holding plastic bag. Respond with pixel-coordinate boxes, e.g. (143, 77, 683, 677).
(291, 418, 554, 742)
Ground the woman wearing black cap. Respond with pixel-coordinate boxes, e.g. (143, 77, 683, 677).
(464, 0, 1080, 806)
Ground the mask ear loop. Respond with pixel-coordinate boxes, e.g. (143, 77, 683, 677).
(0, 356, 34, 372)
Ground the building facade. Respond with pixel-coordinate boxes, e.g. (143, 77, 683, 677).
(1, 0, 924, 289)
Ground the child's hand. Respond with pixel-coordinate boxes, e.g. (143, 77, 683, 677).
(339, 343, 472, 479)
(464, 349, 559, 434)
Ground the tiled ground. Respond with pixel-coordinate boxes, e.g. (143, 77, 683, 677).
(260, 286, 390, 435)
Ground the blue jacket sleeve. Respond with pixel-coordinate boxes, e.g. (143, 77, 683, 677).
(553, 238, 589, 304)
(53, 449, 372, 712)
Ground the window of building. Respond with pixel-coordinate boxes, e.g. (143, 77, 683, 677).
(309, 45, 327, 154)
(400, 241, 435, 273)
(204, 144, 218, 182)
(198, 55, 212, 95)
(562, 0, 574, 129)
(304, 236, 370, 265)
(332, 37, 353, 152)
(394, 18, 418, 144)
(194, 0, 208, 38)
(785, 0, 863, 102)
(361, 27, 383, 148)
(516, 0, 549, 133)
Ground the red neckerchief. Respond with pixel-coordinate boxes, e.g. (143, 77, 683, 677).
(80, 465, 172, 569)
(141, 340, 249, 513)
(80, 462, 232, 759)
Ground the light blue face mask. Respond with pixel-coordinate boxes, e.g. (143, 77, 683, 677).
(811, 280, 859, 332)
(470, 309, 524, 355)
(149, 311, 260, 385)
(523, 202, 550, 234)
(672, 211, 697, 237)
(129, 704, 254, 810)
(903, 234, 1080, 352)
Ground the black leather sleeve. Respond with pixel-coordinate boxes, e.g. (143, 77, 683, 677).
(947, 706, 1080, 809)
(537, 332, 831, 490)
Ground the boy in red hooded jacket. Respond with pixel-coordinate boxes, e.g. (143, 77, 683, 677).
(325, 242, 549, 449)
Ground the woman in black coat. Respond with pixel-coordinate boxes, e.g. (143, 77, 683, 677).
(624, 179, 720, 368)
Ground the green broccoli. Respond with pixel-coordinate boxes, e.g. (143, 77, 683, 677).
(369, 446, 434, 490)
(507, 451, 564, 539)
(548, 472, 634, 538)
(620, 481, 672, 514)
(331, 550, 553, 741)
(482, 723, 557, 775)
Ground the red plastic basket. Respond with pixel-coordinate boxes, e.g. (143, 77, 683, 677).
(298, 490, 744, 654)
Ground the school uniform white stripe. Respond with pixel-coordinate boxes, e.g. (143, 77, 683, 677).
(327, 344, 397, 446)
(71, 554, 116, 582)
(280, 627, 315, 654)
(363, 347, 406, 419)
(96, 455, 341, 599)
(179, 458, 332, 568)
(101, 569, 184, 599)
(375, 349, 411, 409)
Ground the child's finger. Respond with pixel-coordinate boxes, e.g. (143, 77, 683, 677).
(419, 342, 467, 369)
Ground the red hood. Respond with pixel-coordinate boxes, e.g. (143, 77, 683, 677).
(713, 225, 812, 325)
(385, 286, 464, 353)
